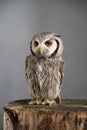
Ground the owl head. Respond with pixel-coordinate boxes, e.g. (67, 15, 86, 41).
(30, 32, 63, 58)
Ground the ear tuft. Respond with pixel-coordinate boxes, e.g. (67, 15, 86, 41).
(55, 34, 61, 37)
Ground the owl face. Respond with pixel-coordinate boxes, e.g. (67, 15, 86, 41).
(30, 32, 63, 58)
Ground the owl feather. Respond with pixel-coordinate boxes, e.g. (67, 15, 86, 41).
(25, 32, 64, 105)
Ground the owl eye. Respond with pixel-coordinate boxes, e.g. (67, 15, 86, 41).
(34, 41, 39, 47)
(45, 41, 52, 47)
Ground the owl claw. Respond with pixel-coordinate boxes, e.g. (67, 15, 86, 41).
(28, 100, 36, 105)
(28, 100, 42, 105)
(42, 100, 56, 106)
(49, 100, 56, 106)
(36, 100, 42, 105)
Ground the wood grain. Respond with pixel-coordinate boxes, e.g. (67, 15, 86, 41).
(3, 99, 87, 130)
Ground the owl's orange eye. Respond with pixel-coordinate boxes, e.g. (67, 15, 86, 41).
(45, 41, 52, 47)
(34, 41, 39, 47)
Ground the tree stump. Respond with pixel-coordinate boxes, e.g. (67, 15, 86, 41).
(3, 99, 87, 130)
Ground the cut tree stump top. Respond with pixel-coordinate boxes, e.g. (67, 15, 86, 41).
(4, 99, 87, 111)
(3, 99, 87, 130)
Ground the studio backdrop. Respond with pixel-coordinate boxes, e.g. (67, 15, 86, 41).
(0, 0, 87, 129)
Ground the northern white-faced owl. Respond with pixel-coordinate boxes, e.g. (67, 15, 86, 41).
(25, 32, 64, 105)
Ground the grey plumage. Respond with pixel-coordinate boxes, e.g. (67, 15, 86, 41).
(25, 32, 64, 105)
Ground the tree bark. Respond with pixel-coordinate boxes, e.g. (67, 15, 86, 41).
(3, 99, 87, 130)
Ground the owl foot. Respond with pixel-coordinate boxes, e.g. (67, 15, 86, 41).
(42, 99, 56, 106)
(28, 100, 36, 105)
(28, 100, 42, 105)
(35, 100, 42, 105)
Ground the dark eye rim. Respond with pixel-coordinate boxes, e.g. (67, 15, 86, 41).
(45, 41, 52, 47)
(55, 39, 59, 44)
(34, 41, 39, 47)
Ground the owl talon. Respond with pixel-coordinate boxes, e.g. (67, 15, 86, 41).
(28, 100, 42, 105)
(42, 100, 49, 105)
(28, 100, 36, 105)
(42, 100, 56, 106)
(49, 100, 56, 106)
(36, 100, 42, 105)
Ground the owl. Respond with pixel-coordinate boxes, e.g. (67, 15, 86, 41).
(25, 32, 64, 105)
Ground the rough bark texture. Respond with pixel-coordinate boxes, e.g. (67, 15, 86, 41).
(3, 99, 87, 130)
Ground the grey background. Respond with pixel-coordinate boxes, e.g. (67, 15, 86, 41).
(0, 0, 87, 128)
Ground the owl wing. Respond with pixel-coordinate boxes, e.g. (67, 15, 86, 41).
(59, 58, 64, 85)
(25, 56, 41, 98)
(25, 56, 30, 81)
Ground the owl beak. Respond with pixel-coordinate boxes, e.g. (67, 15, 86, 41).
(39, 47, 44, 55)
